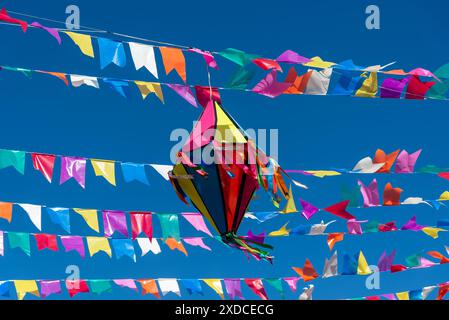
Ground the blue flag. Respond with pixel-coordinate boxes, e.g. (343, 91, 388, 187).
(47, 207, 71, 233)
(111, 239, 136, 262)
(181, 279, 203, 295)
(121, 162, 149, 185)
(97, 38, 126, 69)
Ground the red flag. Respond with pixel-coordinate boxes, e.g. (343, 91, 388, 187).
(437, 283, 449, 300)
(438, 172, 449, 181)
(130, 212, 153, 240)
(390, 264, 407, 273)
(252, 58, 282, 72)
(405, 75, 435, 100)
(65, 280, 89, 297)
(194, 86, 221, 109)
(34, 234, 58, 251)
(0, 8, 27, 32)
(378, 221, 397, 232)
(292, 259, 319, 282)
(383, 183, 403, 206)
(31, 153, 56, 183)
(427, 251, 449, 264)
(244, 278, 269, 300)
(323, 200, 355, 220)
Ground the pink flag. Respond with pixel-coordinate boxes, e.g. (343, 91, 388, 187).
(358, 179, 380, 207)
(244, 279, 268, 300)
(395, 149, 421, 173)
(182, 237, 211, 251)
(188, 48, 218, 69)
(30, 22, 61, 44)
(252, 70, 292, 98)
(102, 210, 128, 237)
(347, 219, 367, 234)
(60, 156, 86, 188)
(299, 199, 319, 220)
(283, 277, 300, 292)
(276, 50, 311, 64)
(167, 84, 198, 107)
(113, 279, 138, 292)
(224, 279, 244, 300)
(182, 213, 212, 236)
(61, 236, 85, 258)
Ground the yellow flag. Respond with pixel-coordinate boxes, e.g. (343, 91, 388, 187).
(64, 32, 94, 58)
(355, 72, 378, 98)
(14, 280, 40, 300)
(304, 56, 336, 69)
(73, 209, 99, 232)
(438, 191, 449, 201)
(357, 251, 372, 275)
(134, 81, 165, 103)
(422, 227, 446, 239)
(281, 185, 297, 214)
(86, 237, 112, 257)
(305, 170, 341, 178)
(91, 159, 116, 186)
(203, 279, 224, 299)
(268, 222, 291, 237)
(396, 291, 410, 300)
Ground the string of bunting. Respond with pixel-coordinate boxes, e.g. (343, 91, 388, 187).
(2, 9, 449, 103)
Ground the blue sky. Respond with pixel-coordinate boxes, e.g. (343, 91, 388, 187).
(0, 0, 449, 300)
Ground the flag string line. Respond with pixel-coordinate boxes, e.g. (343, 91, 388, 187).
(0, 11, 443, 80)
(0, 62, 447, 102)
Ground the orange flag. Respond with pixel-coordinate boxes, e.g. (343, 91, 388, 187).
(284, 68, 312, 94)
(138, 279, 160, 299)
(428, 251, 449, 264)
(40, 71, 69, 86)
(373, 149, 400, 173)
(159, 47, 186, 82)
(383, 183, 403, 206)
(0, 202, 13, 222)
(292, 259, 319, 282)
(327, 233, 344, 250)
(165, 238, 188, 256)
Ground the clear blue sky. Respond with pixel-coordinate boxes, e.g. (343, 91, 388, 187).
(0, 0, 449, 300)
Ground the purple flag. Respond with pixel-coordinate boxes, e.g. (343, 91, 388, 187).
(401, 216, 424, 231)
(167, 84, 198, 107)
(224, 279, 243, 300)
(358, 179, 380, 207)
(60, 156, 86, 188)
(61, 236, 85, 258)
(276, 50, 311, 64)
(299, 199, 319, 220)
(395, 149, 422, 173)
(378, 250, 396, 272)
(40, 280, 62, 298)
(252, 70, 291, 98)
(246, 230, 265, 244)
(30, 22, 61, 44)
(102, 210, 128, 237)
(347, 219, 368, 234)
(380, 76, 411, 98)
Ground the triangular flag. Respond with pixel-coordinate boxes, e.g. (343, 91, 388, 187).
(73, 208, 99, 232)
(138, 279, 160, 298)
(203, 279, 224, 299)
(268, 222, 290, 237)
(357, 251, 372, 275)
(91, 159, 116, 186)
(292, 259, 319, 282)
(323, 200, 355, 220)
(422, 227, 446, 239)
(97, 37, 126, 69)
(64, 32, 94, 57)
(327, 233, 344, 250)
(281, 185, 297, 213)
(244, 278, 269, 300)
(17, 204, 41, 230)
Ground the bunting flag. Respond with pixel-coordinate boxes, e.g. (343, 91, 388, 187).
(292, 259, 319, 282)
(0, 149, 25, 174)
(91, 159, 116, 186)
(31, 153, 56, 183)
(159, 47, 186, 82)
(97, 38, 127, 69)
(30, 21, 60, 43)
(59, 156, 86, 188)
(102, 210, 128, 237)
(244, 279, 268, 300)
(64, 32, 94, 58)
(70, 74, 100, 89)
(0, 8, 27, 32)
(167, 84, 197, 107)
(129, 42, 158, 78)
(134, 81, 164, 103)
(17, 203, 42, 230)
(188, 48, 218, 70)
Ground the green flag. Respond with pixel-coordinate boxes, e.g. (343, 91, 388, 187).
(428, 63, 449, 99)
(265, 278, 284, 299)
(417, 165, 448, 174)
(89, 280, 112, 295)
(158, 214, 180, 241)
(228, 66, 257, 89)
(363, 221, 379, 233)
(0, 150, 26, 174)
(218, 48, 259, 66)
(405, 254, 421, 267)
(8, 232, 30, 256)
(340, 184, 361, 207)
